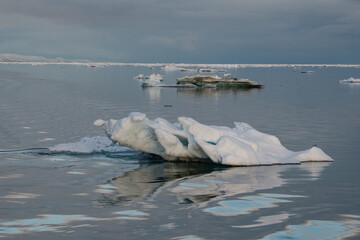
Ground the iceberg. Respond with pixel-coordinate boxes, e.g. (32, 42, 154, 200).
(94, 113, 333, 166)
(340, 77, 360, 84)
(177, 74, 263, 88)
(135, 74, 164, 87)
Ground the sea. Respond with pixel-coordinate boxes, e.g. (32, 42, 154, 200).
(0, 63, 359, 239)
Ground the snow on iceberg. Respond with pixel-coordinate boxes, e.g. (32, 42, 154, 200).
(140, 74, 164, 87)
(94, 113, 333, 166)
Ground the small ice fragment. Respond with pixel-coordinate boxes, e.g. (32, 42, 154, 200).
(94, 119, 105, 127)
(38, 138, 55, 142)
(340, 77, 360, 84)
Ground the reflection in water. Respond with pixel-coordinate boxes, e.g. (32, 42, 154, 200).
(203, 193, 304, 216)
(0, 214, 94, 236)
(171, 235, 204, 240)
(261, 215, 360, 240)
(235, 213, 293, 228)
(0, 211, 150, 237)
(142, 86, 262, 102)
(143, 87, 163, 101)
(96, 162, 221, 205)
(114, 210, 149, 220)
(95, 162, 330, 209)
(176, 87, 262, 98)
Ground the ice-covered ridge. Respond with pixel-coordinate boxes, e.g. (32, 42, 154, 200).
(94, 113, 333, 166)
(48, 136, 131, 154)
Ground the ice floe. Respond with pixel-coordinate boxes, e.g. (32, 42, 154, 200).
(140, 74, 164, 87)
(340, 77, 360, 84)
(161, 64, 184, 71)
(94, 112, 333, 166)
(1, 55, 359, 69)
(177, 74, 263, 88)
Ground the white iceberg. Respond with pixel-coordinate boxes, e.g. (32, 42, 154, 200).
(139, 74, 164, 87)
(94, 113, 333, 166)
(340, 77, 360, 84)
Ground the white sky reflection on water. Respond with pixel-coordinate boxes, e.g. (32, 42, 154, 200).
(261, 216, 360, 240)
(203, 194, 303, 216)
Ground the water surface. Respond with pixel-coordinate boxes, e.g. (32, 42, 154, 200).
(0, 64, 359, 239)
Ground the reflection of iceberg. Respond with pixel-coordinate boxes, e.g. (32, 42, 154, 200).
(94, 112, 333, 166)
(175, 87, 262, 98)
(143, 87, 162, 101)
(169, 166, 290, 206)
(95, 162, 218, 205)
(167, 163, 329, 207)
(98, 161, 330, 207)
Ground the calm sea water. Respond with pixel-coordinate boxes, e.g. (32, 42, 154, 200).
(0, 64, 359, 239)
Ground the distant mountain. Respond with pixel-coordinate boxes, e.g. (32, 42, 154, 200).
(0, 54, 89, 63)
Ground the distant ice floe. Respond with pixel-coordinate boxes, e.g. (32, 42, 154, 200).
(161, 64, 184, 72)
(94, 112, 333, 166)
(1, 55, 359, 69)
(160, 64, 225, 73)
(0, 53, 89, 64)
(340, 77, 360, 84)
(136, 74, 165, 87)
(48, 136, 130, 154)
(135, 73, 163, 81)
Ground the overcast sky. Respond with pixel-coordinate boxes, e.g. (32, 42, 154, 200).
(0, 0, 359, 63)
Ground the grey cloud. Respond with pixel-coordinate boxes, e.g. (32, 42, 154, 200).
(0, 0, 359, 63)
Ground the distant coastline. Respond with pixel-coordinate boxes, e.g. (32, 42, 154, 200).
(1, 54, 359, 68)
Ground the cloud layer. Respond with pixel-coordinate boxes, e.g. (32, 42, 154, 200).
(0, 0, 359, 63)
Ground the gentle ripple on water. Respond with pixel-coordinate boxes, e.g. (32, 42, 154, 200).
(0, 64, 359, 239)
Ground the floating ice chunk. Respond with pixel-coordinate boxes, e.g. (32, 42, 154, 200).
(48, 136, 130, 154)
(148, 73, 163, 81)
(340, 77, 360, 84)
(94, 113, 333, 166)
(94, 119, 105, 127)
(161, 64, 183, 71)
(141, 74, 164, 87)
(199, 68, 218, 72)
(135, 74, 145, 79)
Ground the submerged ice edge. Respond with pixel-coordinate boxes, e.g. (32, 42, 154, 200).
(48, 136, 132, 154)
(94, 112, 333, 166)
